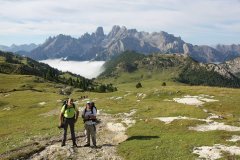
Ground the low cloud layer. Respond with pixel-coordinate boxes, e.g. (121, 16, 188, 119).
(0, 0, 240, 45)
(40, 59, 105, 79)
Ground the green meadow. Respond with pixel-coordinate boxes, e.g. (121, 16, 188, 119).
(0, 72, 240, 159)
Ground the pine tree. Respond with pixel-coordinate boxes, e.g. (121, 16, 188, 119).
(68, 77, 73, 86)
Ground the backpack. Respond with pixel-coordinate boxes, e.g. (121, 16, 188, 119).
(62, 100, 67, 106)
(83, 106, 98, 123)
(83, 106, 97, 115)
(62, 100, 76, 118)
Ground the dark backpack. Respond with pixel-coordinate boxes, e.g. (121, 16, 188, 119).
(83, 106, 98, 122)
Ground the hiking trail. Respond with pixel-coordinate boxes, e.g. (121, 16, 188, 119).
(29, 109, 136, 160)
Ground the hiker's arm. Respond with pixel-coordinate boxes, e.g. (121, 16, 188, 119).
(75, 110, 79, 123)
(59, 112, 63, 125)
(89, 108, 97, 119)
(89, 115, 96, 119)
(81, 109, 85, 119)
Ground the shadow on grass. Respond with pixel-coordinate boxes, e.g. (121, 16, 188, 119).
(0, 101, 9, 108)
(126, 136, 159, 141)
(101, 144, 115, 147)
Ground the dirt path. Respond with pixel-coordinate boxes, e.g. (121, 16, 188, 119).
(29, 110, 136, 160)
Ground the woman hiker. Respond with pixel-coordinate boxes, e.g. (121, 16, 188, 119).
(82, 101, 97, 148)
(59, 98, 79, 147)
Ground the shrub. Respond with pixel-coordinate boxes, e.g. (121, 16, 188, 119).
(162, 82, 166, 86)
(136, 82, 142, 88)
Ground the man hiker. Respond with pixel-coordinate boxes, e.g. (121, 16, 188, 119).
(82, 101, 97, 148)
(59, 98, 79, 147)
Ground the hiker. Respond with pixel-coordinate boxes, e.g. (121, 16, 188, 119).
(82, 101, 97, 147)
(59, 98, 79, 147)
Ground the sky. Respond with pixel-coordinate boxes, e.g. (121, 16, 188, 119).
(40, 59, 105, 79)
(0, 0, 240, 46)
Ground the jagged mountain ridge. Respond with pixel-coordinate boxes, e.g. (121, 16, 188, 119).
(28, 26, 240, 63)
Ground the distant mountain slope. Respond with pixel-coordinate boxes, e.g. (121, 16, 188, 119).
(0, 51, 116, 92)
(0, 43, 38, 53)
(99, 51, 240, 88)
(101, 51, 146, 77)
(28, 26, 238, 63)
(215, 44, 240, 61)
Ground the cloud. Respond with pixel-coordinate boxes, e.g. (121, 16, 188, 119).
(0, 0, 240, 45)
(40, 59, 105, 79)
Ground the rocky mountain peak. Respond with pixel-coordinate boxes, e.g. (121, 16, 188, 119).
(55, 34, 72, 40)
(95, 26, 105, 37)
(112, 25, 121, 32)
(107, 25, 122, 39)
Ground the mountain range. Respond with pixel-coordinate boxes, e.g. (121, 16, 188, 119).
(0, 43, 38, 53)
(27, 25, 240, 63)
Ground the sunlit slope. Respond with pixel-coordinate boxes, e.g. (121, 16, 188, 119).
(99, 51, 240, 88)
(97, 79, 240, 159)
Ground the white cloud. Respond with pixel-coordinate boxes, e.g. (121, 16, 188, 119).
(0, 0, 240, 45)
(40, 59, 105, 79)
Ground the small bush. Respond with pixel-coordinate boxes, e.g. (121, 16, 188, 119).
(162, 82, 166, 86)
(136, 82, 142, 88)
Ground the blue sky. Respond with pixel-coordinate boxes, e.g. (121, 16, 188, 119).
(0, 0, 239, 46)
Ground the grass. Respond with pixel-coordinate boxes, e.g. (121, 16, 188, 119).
(0, 74, 84, 154)
(119, 121, 234, 160)
(97, 71, 240, 159)
(0, 57, 6, 63)
(0, 72, 240, 159)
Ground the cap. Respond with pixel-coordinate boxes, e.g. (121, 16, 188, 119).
(86, 101, 91, 104)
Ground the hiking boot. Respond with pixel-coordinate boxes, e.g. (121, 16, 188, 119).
(83, 144, 90, 147)
(92, 145, 98, 149)
(72, 143, 78, 147)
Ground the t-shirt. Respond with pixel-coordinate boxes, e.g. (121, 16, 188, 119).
(82, 107, 97, 125)
(61, 104, 77, 118)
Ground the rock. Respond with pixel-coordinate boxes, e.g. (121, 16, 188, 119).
(59, 86, 73, 95)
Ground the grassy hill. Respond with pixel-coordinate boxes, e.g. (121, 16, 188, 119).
(0, 51, 116, 93)
(100, 51, 240, 88)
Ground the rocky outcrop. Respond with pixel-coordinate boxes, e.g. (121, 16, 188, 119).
(220, 57, 240, 78)
(200, 63, 234, 79)
(197, 57, 240, 79)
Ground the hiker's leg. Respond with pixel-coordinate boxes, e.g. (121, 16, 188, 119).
(85, 124, 90, 145)
(69, 118, 76, 145)
(90, 125, 96, 146)
(62, 119, 68, 145)
(84, 129, 87, 143)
